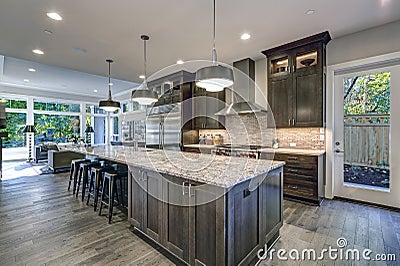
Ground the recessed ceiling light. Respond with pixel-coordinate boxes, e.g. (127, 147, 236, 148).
(93, 89, 98, 93)
(32, 49, 44, 55)
(108, 82, 113, 86)
(46, 12, 62, 21)
(241, 33, 251, 40)
(306, 9, 316, 15)
(24, 79, 30, 82)
(139, 75, 145, 79)
(44, 29, 53, 35)
(28, 68, 36, 72)
(176, 60, 184, 65)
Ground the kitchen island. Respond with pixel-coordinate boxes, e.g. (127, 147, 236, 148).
(65, 145, 284, 265)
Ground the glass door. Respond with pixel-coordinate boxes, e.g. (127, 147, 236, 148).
(333, 65, 399, 207)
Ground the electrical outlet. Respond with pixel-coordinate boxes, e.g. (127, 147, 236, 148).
(289, 142, 296, 147)
(319, 128, 325, 134)
(320, 134, 325, 141)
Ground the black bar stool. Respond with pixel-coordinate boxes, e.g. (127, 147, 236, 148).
(68, 158, 90, 193)
(76, 161, 101, 202)
(86, 164, 114, 211)
(98, 169, 128, 223)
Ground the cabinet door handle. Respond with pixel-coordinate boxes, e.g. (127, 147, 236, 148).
(288, 119, 291, 126)
(292, 65, 296, 73)
(287, 157, 298, 161)
(292, 119, 295, 126)
(288, 185, 298, 190)
(288, 169, 298, 173)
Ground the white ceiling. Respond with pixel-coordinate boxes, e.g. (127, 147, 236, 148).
(0, 0, 399, 97)
(0, 56, 137, 100)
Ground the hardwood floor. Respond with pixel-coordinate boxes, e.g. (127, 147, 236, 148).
(1, 162, 399, 265)
(0, 167, 174, 266)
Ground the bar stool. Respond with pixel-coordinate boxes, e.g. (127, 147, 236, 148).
(76, 161, 101, 202)
(86, 164, 114, 211)
(68, 158, 90, 193)
(98, 169, 128, 223)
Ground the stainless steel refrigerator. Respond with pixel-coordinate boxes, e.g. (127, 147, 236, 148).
(146, 103, 181, 150)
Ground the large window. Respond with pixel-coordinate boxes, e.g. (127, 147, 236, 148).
(34, 101, 80, 112)
(34, 114, 80, 144)
(86, 104, 107, 144)
(2, 112, 26, 148)
(3, 99, 27, 109)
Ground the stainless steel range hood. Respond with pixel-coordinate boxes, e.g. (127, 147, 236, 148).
(215, 58, 267, 116)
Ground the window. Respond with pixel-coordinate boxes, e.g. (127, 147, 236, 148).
(34, 101, 80, 112)
(86, 104, 106, 115)
(2, 99, 27, 109)
(34, 114, 80, 144)
(2, 112, 26, 148)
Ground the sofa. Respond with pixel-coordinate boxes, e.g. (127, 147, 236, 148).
(48, 150, 85, 173)
(34, 142, 59, 163)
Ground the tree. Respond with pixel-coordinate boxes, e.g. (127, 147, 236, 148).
(344, 72, 390, 115)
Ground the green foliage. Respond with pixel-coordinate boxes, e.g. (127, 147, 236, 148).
(0, 99, 27, 109)
(34, 101, 80, 112)
(344, 72, 390, 115)
(34, 114, 80, 143)
(2, 113, 26, 148)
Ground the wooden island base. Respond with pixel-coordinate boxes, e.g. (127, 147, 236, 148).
(128, 166, 283, 266)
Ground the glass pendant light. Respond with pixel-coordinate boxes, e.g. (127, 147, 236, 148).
(195, 0, 234, 92)
(131, 35, 158, 105)
(99, 59, 121, 112)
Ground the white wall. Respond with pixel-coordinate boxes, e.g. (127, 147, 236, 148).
(327, 20, 400, 66)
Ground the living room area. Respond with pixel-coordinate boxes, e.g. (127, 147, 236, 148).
(0, 96, 123, 179)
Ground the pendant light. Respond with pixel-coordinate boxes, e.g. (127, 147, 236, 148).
(195, 0, 234, 92)
(99, 59, 121, 112)
(131, 35, 158, 105)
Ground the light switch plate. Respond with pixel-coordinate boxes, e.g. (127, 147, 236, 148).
(319, 128, 325, 134)
(320, 134, 325, 141)
(289, 142, 296, 147)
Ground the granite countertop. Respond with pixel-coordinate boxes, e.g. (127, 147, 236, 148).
(259, 148, 325, 156)
(63, 145, 284, 188)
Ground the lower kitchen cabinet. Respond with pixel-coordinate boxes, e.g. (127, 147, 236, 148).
(260, 152, 325, 204)
(128, 166, 283, 265)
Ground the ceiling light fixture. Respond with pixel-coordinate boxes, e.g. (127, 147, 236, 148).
(195, 0, 234, 92)
(99, 59, 121, 112)
(24, 79, 30, 82)
(177, 60, 184, 65)
(32, 49, 44, 55)
(306, 9, 315, 15)
(93, 89, 98, 93)
(28, 68, 36, 72)
(131, 35, 158, 105)
(241, 33, 251, 40)
(139, 75, 145, 79)
(46, 12, 62, 21)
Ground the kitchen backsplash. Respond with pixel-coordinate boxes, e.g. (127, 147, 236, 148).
(197, 115, 325, 150)
(275, 128, 325, 150)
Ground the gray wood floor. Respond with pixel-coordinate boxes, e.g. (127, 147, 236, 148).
(1, 163, 399, 265)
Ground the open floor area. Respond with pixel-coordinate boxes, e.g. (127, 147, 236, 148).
(1, 164, 399, 265)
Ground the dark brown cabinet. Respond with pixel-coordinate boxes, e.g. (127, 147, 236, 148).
(260, 152, 325, 204)
(128, 166, 283, 265)
(262, 31, 331, 128)
(192, 86, 225, 130)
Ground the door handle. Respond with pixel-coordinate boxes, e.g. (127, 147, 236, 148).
(335, 149, 344, 154)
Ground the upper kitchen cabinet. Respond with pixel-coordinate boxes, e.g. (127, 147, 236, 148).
(147, 71, 195, 106)
(262, 31, 331, 128)
(191, 85, 226, 130)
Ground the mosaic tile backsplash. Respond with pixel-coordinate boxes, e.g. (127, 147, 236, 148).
(198, 114, 325, 150)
